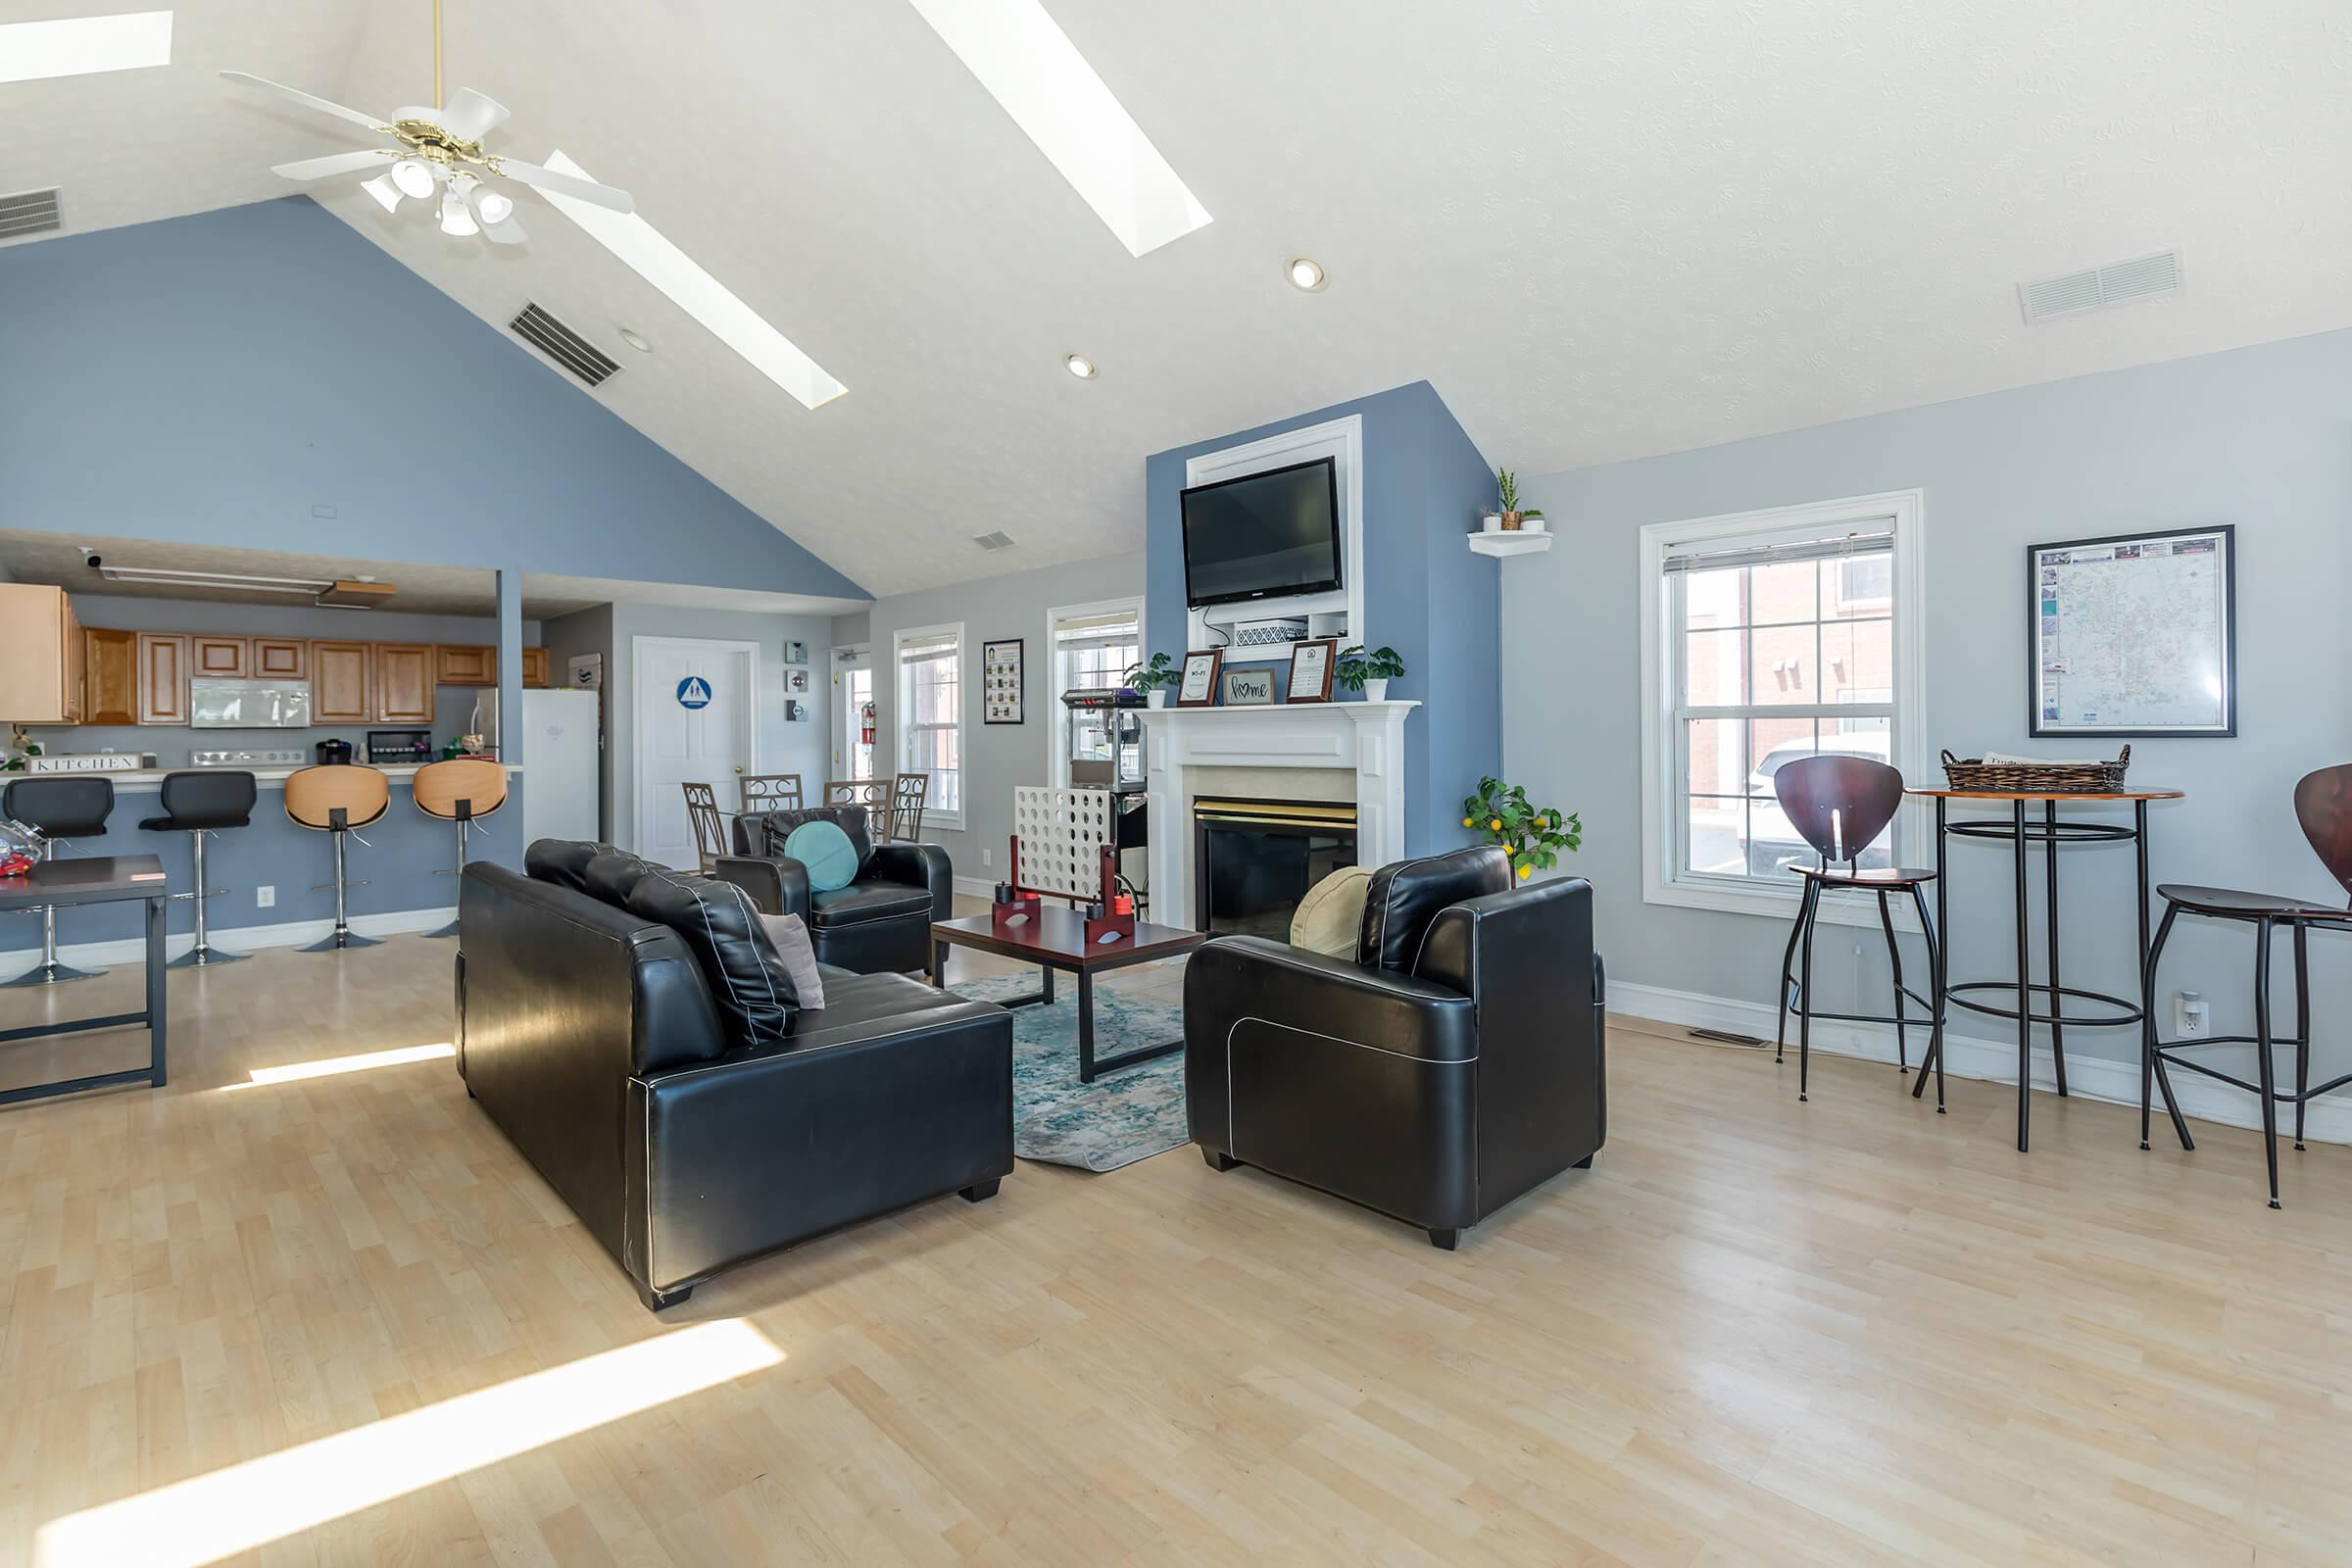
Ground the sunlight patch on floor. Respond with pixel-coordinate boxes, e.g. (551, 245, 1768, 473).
(222, 1041, 458, 1088)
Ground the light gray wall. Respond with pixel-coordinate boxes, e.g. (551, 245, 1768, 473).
(867, 552, 1144, 883)
(831, 611, 872, 648)
(1504, 326, 2352, 1081)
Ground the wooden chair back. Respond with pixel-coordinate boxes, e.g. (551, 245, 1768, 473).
(2292, 763, 2352, 903)
(1772, 755, 1904, 867)
(739, 773, 805, 813)
(892, 772, 929, 843)
(681, 782, 728, 872)
(824, 778, 894, 839)
(413, 758, 510, 823)
(285, 765, 392, 832)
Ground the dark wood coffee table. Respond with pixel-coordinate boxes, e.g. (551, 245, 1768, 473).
(931, 906, 1204, 1083)
(0, 855, 171, 1106)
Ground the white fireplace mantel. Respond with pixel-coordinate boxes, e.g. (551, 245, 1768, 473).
(1141, 700, 1418, 928)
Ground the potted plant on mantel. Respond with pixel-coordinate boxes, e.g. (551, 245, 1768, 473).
(1336, 644, 1405, 702)
(1484, 469, 1547, 534)
(1123, 652, 1180, 709)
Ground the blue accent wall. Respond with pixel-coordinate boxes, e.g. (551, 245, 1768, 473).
(1145, 381, 1500, 854)
(0, 198, 868, 601)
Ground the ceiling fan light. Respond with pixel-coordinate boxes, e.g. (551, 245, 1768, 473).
(438, 187, 479, 236)
(359, 172, 403, 214)
(391, 158, 436, 199)
(473, 187, 514, 226)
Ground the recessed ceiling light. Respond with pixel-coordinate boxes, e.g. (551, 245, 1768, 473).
(539, 150, 845, 410)
(1063, 354, 1097, 380)
(617, 327, 653, 352)
(1287, 257, 1327, 292)
(906, 0, 1211, 258)
(0, 11, 172, 85)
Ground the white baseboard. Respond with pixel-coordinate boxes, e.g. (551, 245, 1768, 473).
(1, 906, 459, 970)
(952, 875, 997, 901)
(1606, 978, 2352, 1147)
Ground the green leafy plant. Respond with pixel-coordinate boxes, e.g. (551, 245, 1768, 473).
(1122, 652, 1180, 694)
(1495, 469, 1520, 513)
(1, 732, 41, 774)
(1336, 644, 1405, 692)
(1461, 775, 1582, 882)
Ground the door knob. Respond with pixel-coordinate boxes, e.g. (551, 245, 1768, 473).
(733, 765, 745, 774)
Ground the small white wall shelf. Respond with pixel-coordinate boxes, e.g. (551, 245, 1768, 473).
(1467, 530, 1553, 558)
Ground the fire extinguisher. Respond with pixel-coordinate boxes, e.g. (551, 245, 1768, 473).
(859, 700, 876, 747)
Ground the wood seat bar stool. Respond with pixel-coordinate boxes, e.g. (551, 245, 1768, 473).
(738, 773, 804, 813)
(415, 758, 509, 939)
(1773, 756, 1946, 1107)
(824, 778, 894, 838)
(1, 775, 116, 987)
(681, 782, 727, 873)
(2142, 762, 2352, 1208)
(137, 769, 257, 967)
(284, 764, 391, 952)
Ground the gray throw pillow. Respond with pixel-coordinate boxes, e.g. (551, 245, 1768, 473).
(757, 912, 825, 1011)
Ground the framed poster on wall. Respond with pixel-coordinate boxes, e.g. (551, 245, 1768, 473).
(2029, 524, 2235, 737)
(983, 637, 1024, 724)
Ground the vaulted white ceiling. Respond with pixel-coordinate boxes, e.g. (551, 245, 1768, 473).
(9, 1, 2352, 596)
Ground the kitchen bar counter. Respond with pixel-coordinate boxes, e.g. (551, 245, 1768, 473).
(11, 762, 524, 792)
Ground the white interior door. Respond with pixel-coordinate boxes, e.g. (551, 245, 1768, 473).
(832, 644, 874, 781)
(634, 636, 758, 867)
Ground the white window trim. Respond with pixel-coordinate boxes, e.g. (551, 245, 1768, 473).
(1638, 488, 1927, 928)
(894, 619, 966, 830)
(1043, 594, 1144, 788)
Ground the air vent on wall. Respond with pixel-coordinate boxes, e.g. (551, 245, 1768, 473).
(511, 302, 622, 387)
(0, 187, 63, 240)
(973, 531, 1016, 552)
(2019, 249, 2183, 324)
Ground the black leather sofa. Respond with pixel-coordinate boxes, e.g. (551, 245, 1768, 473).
(1184, 847, 1605, 1249)
(456, 852, 1012, 1311)
(713, 806, 950, 974)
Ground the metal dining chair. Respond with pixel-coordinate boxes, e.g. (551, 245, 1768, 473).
(739, 773, 805, 813)
(823, 778, 895, 840)
(891, 772, 929, 843)
(2142, 762, 2352, 1208)
(680, 782, 728, 873)
(1773, 755, 1946, 1108)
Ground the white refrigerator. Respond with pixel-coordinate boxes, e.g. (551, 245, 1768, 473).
(472, 688, 601, 843)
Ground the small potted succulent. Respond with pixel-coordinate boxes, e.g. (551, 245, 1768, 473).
(1461, 775, 1582, 883)
(1488, 469, 1546, 533)
(1336, 644, 1405, 702)
(1123, 652, 1180, 708)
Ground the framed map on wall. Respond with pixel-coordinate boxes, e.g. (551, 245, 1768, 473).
(2029, 524, 2235, 738)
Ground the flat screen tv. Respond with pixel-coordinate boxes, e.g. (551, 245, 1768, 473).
(1180, 458, 1343, 610)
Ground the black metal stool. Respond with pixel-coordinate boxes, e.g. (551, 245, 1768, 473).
(2142, 762, 2352, 1208)
(283, 764, 391, 953)
(2, 775, 116, 987)
(1773, 755, 1946, 1108)
(138, 770, 257, 968)
(413, 757, 509, 939)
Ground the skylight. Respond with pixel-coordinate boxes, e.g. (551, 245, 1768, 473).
(905, 0, 1210, 258)
(0, 11, 172, 84)
(537, 151, 847, 411)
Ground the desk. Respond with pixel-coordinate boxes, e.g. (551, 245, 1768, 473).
(0, 856, 170, 1105)
(1906, 787, 2184, 1152)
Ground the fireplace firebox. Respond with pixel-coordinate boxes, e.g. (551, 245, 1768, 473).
(1192, 797, 1358, 939)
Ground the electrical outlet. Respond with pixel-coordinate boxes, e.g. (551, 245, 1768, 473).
(982, 847, 993, 868)
(2175, 991, 2206, 1038)
(256, 885, 275, 908)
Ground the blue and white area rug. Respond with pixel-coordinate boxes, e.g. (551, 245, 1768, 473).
(951, 973, 1189, 1172)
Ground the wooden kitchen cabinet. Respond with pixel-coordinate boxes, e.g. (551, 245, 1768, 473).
(253, 637, 309, 680)
(137, 633, 191, 725)
(372, 643, 435, 723)
(190, 634, 250, 678)
(82, 626, 138, 726)
(435, 644, 498, 687)
(523, 647, 552, 688)
(312, 640, 372, 723)
(0, 585, 83, 723)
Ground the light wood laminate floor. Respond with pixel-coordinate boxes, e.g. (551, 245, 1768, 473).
(0, 920, 2346, 1566)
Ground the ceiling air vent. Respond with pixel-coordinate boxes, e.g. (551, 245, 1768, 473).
(511, 302, 622, 387)
(973, 531, 1016, 552)
(0, 187, 63, 241)
(2019, 249, 2183, 324)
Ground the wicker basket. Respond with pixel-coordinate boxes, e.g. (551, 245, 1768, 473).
(1940, 747, 2130, 793)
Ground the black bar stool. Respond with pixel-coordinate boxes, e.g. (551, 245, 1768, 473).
(2, 776, 116, 987)
(283, 764, 390, 953)
(2143, 762, 2352, 1208)
(1773, 756, 1946, 1108)
(137, 770, 257, 968)
(413, 758, 509, 939)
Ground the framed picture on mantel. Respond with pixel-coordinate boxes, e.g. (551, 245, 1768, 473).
(1285, 638, 1337, 703)
(1177, 649, 1223, 707)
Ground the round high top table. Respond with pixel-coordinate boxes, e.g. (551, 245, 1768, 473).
(1905, 784, 2186, 1152)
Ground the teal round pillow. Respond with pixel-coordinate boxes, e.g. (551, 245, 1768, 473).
(782, 819, 859, 893)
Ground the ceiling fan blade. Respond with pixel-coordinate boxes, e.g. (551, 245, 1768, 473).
(438, 87, 511, 141)
(270, 149, 394, 182)
(492, 158, 635, 214)
(220, 71, 389, 134)
(482, 215, 529, 246)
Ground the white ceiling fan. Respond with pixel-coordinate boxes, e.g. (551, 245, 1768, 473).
(220, 0, 632, 245)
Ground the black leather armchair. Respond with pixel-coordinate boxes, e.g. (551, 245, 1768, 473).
(712, 805, 951, 974)
(1185, 847, 1605, 1249)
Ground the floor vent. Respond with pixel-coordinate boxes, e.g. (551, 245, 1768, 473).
(973, 531, 1016, 552)
(0, 187, 63, 240)
(511, 302, 621, 387)
(1688, 1027, 1767, 1049)
(2020, 249, 2183, 324)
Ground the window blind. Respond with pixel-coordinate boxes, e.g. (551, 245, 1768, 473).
(1661, 529, 1893, 575)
